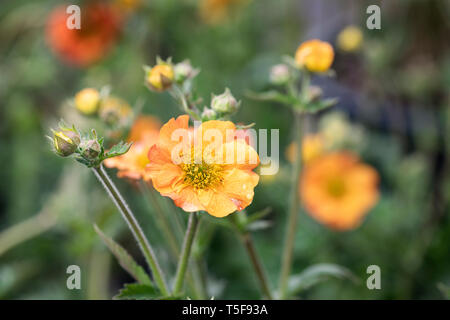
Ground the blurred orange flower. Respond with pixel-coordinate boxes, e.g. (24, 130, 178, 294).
(147, 115, 260, 217)
(46, 3, 122, 67)
(104, 116, 161, 181)
(295, 39, 334, 73)
(300, 152, 379, 230)
(285, 134, 324, 165)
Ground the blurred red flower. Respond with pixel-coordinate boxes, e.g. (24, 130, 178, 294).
(46, 2, 122, 67)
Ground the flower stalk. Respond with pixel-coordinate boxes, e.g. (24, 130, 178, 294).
(278, 110, 304, 299)
(241, 232, 273, 299)
(92, 164, 170, 296)
(173, 212, 200, 296)
(230, 214, 273, 299)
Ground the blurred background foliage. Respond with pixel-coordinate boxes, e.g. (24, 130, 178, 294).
(0, 0, 449, 299)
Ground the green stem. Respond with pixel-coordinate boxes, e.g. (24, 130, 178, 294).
(173, 212, 199, 296)
(140, 181, 180, 258)
(172, 85, 201, 120)
(241, 232, 273, 299)
(92, 164, 169, 296)
(278, 111, 304, 299)
(230, 214, 273, 299)
(140, 182, 206, 299)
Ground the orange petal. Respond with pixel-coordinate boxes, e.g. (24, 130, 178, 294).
(157, 115, 190, 152)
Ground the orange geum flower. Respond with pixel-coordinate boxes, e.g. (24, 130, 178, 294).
(295, 39, 334, 73)
(46, 3, 122, 67)
(104, 116, 161, 181)
(147, 115, 260, 217)
(300, 152, 379, 230)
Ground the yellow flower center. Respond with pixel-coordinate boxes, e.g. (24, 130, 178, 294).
(181, 162, 224, 190)
(326, 176, 347, 198)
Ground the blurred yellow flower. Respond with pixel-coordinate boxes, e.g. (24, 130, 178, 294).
(295, 39, 334, 73)
(75, 88, 100, 115)
(337, 25, 363, 52)
(104, 116, 161, 181)
(285, 134, 324, 164)
(146, 64, 174, 92)
(300, 152, 379, 231)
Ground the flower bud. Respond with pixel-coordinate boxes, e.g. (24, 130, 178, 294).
(201, 108, 217, 121)
(146, 64, 174, 91)
(174, 60, 194, 83)
(81, 139, 101, 159)
(270, 64, 290, 85)
(75, 88, 100, 115)
(53, 130, 80, 157)
(211, 88, 240, 114)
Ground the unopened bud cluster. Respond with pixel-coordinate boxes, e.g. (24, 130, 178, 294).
(49, 121, 131, 168)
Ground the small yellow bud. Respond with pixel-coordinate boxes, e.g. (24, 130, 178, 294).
(337, 26, 363, 52)
(295, 39, 334, 73)
(74, 88, 100, 115)
(146, 64, 174, 91)
(53, 130, 80, 157)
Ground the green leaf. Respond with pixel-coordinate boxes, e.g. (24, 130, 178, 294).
(103, 141, 132, 159)
(305, 98, 338, 113)
(94, 224, 153, 286)
(288, 263, 359, 296)
(437, 283, 450, 299)
(246, 220, 272, 232)
(247, 207, 272, 224)
(114, 283, 159, 300)
(246, 90, 299, 106)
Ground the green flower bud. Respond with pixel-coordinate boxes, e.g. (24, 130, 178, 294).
(270, 64, 290, 85)
(211, 88, 240, 114)
(81, 139, 101, 160)
(201, 107, 217, 121)
(174, 60, 195, 83)
(52, 130, 80, 157)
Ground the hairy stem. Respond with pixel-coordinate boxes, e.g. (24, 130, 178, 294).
(230, 214, 273, 299)
(279, 111, 304, 299)
(241, 232, 273, 299)
(92, 164, 169, 296)
(173, 212, 199, 296)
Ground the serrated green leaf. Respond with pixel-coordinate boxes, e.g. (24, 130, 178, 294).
(114, 283, 159, 300)
(94, 224, 153, 286)
(104, 141, 132, 159)
(288, 263, 359, 296)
